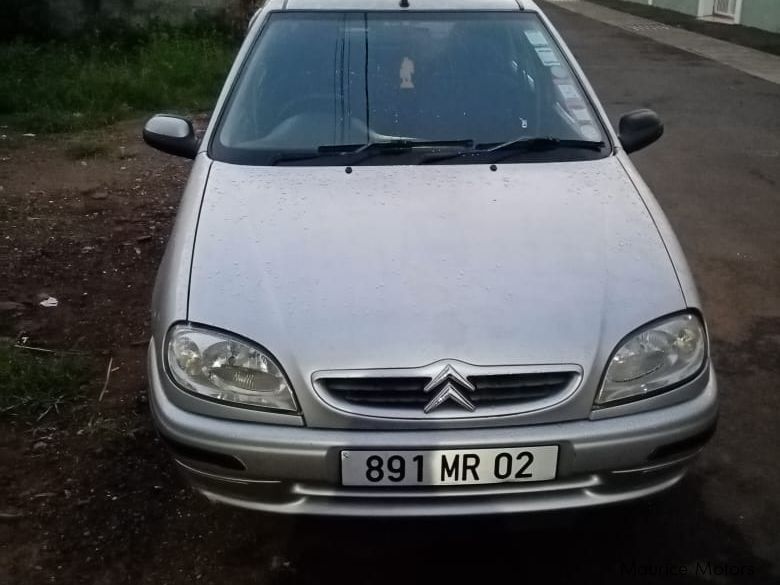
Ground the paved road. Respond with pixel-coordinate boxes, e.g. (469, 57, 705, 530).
(540, 3, 780, 578)
(255, 8, 779, 584)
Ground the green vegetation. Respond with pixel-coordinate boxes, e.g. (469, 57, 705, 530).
(0, 28, 238, 133)
(587, 0, 780, 56)
(0, 346, 96, 421)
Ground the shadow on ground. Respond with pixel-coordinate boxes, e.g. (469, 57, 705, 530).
(209, 478, 772, 584)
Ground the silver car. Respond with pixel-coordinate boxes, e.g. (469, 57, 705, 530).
(143, 0, 718, 516)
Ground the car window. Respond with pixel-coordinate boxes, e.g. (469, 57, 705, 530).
(213, 11, 608, 165)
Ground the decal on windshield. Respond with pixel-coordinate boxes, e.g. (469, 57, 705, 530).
(400, 57, 415, 89)
(581, 124, 601, 141)
(551, 65, 567, 79)
(524, 30, 547, 47)
(535, 47, 560, 67)
(525, 30, 560, 67)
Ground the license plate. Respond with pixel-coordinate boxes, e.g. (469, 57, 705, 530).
(341, 446, 558, 487)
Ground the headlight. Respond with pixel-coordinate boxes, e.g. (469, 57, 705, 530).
(595, 313, 707, 407)
(166, 324, 298, 413)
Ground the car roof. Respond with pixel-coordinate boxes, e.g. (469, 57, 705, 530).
(270, 0, 540, 12)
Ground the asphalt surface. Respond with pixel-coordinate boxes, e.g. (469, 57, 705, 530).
(260, 7, 780, 584)
(542, 3, 780, 574)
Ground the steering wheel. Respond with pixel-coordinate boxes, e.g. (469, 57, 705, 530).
(277, 94, 339, 121)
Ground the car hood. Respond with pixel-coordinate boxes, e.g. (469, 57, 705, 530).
(190, 159, 684, 387)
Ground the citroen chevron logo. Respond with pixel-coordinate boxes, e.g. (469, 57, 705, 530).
(423, 364, 476, 413)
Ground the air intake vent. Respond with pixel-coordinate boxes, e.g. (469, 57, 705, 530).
(322, 377, 429, 405)
(318, 370, 578, 416)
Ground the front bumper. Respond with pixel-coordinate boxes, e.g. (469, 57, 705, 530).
(149, 351, 718, 516)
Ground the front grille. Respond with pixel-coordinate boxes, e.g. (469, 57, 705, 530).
(468, 373, 573, 403)
(322, 377, 430, 406)
(319, 371, 577, 412)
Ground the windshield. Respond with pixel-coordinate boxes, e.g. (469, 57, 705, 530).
(212, 11, 609, 165)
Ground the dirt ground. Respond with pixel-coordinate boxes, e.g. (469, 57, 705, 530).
(0, 120, 321, 585)
(0, 121, 196, 584)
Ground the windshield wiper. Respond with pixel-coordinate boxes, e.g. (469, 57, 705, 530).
(330, 139, 474, 165)
(422, 137, 606, 165)
(350, 139, 473, 153)
(269, 152, 328, 166)
(270, 139, 475, 166)
(477, 136, 606, 163)
(419, 150, 474, 165)
(480, 136, 606, 152)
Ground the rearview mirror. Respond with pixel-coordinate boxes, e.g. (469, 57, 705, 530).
(143, 115, 198, 159)
(619, 109, 664, 154)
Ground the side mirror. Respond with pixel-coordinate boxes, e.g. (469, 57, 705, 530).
(618, 109, 664, 154)
(143, 115, 199, 159)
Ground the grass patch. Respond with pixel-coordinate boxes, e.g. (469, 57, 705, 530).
(586, 0, 780, 56)
(0, 29, 238, 133)
(0, 346, 96, 421)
